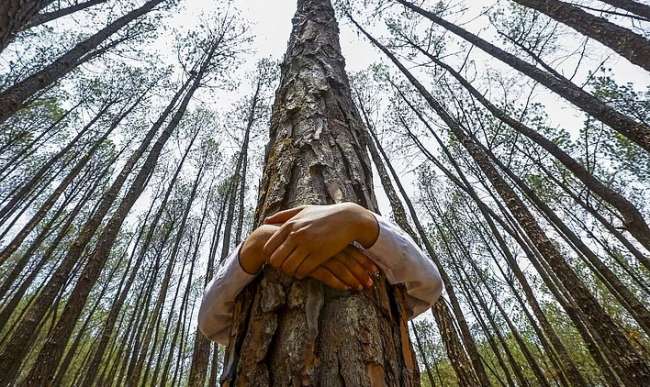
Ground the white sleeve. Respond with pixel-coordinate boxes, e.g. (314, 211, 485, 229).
(364, 215, 443, 318)
(198, 243, 258, 345)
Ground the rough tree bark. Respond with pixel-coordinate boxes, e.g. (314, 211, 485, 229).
(220, 1, 419, 385)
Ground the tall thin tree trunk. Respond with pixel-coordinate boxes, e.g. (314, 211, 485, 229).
(23, 0, 108, 30)
(0, 100, 81, 173)
(0, 0, 165, 124)
(0, 75, 191, 386)
(478, 138, 650, 334)
(361, 108, 485, 385)
(20, 44, 217, 384)
(511, 0, 650, 71)
(0, 99, 114, 227)
(187, 184, 230, 386)
(0, 0, 45, 53)
(390, 0, 650, 154)
(0, 94, 143, 264)
(355, 17, 650, 384)
(598, 0, 650, 19)
(410, 323, 437, 387)
(80, 125, 199, 387)
(234, 78, 261, 246)
(405, 41, 650, 254)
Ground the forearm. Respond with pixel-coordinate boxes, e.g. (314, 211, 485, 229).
(364, 214, 443, 318)
(198, 242, 256, 344)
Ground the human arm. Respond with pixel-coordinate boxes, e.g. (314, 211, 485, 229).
(197, 224, 379, 344)
(365, 215, 443, 317)
(263, 203, 444, 318)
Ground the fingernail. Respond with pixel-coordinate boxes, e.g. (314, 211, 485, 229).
(367, 278, 373, 287)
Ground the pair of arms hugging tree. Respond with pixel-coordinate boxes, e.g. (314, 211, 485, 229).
(199, 202, 443, 345)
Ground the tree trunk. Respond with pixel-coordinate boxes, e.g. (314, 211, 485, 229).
(0, 0, 45, 53)
(473, 211, 589, 387)
(397, 79, 619, 385)
(364, 114, 487, 386)
(234, 77, 261, 246)
(20, 43, 216, 384)
(0, 99, 114, 227)
(80, 124, 198, 387)
(511, 0, 650, 72)
(220, 1, 419, 385)
(22, 0, 108, 30)
(0, 163, 90, 301)
(598, 0, 650, 19)
(160, 198, 208, 385)
(405, 41, 650, 254)
(478, 138, 650, 335)
(391, 0, 650, 154)
(0, 0, 164, 124)
(0, 154, 114, 330)
(0, 94, 142, 264)
(354, 92, 417, 242)
(0, 100, 81, 174)
(356, 18, 650, 385)
(0, 75, 191, 386)
(188, 184, 230, 386)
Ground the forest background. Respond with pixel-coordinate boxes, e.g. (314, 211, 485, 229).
(0, 0, 649, 385)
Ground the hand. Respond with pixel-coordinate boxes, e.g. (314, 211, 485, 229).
(262, 203, 379, 279)
(310, 245, 378, 290)
(240, 224, 379, 290)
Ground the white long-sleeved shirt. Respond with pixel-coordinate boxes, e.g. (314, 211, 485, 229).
(198, 215, 443, 345)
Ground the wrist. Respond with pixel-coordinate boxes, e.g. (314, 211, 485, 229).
(239, 225, 277, 274)
(344, 203, 379, 248)
(239, 238, 265, 274)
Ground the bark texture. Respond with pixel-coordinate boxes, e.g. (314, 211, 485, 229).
(220, 1, 419, 385)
